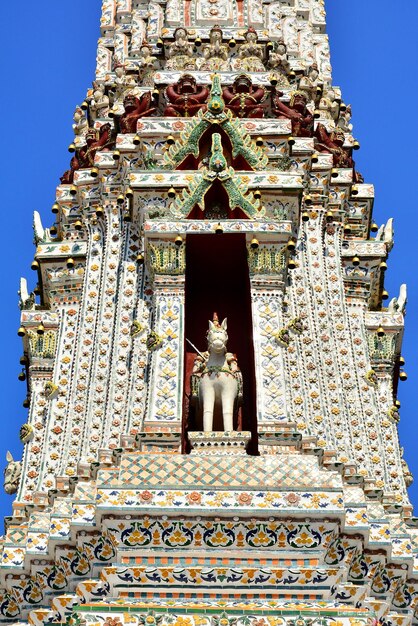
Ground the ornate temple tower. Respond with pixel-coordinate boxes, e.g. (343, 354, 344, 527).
(1, 1, 417, 625)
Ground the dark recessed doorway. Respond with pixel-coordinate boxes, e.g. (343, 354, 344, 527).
(183, 233, 257, 448)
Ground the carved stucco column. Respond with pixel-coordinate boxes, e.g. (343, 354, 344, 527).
(248, 243, 288, 434)
(143, 241, 186, 450)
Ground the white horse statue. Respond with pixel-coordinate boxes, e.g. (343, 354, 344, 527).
(4, 451, 22, 495)
(191, 314, 243, 432)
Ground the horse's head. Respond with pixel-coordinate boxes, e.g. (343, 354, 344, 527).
(4, 451, 22, 495)
(207, 317, 228, 354)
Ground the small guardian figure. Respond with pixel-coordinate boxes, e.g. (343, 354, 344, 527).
(268, 39, 291, 87)
(119, 93, 156, 133)
(72, 105, 88, 138)
(137, 41, 157, 86)
(317, 87, 340, 121)
(200, 26, 230, 71)
(113, 59, 138, 100)
(60, 123, 114, 183)
(89, 81, 110, 120)
(233, 27, 265, 72)
(298, 62, 320, 102)
(164, 75, 209, 117)
(222, 74, 266, 118)
(166, 27, 196, 71)
(191, 314, 243, 432)
(272, 90, 314, 136)
(314, 123, 363, 182)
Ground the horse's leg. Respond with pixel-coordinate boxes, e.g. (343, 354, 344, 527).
(221, 385, 235, 432)
(202, 384, 215, 432)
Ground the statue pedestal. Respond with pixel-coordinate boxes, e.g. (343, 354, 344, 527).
(188, 431, 251, 455)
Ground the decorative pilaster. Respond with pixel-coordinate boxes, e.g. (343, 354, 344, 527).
(248, 243, 288, 428)
(144, 241, 186, 441)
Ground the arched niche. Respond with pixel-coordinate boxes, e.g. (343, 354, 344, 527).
(182, 233, 257, 452)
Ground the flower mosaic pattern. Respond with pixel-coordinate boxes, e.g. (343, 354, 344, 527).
(146, 292, 184, 426)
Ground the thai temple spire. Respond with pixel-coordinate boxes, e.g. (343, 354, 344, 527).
(1, 0, 416, 624)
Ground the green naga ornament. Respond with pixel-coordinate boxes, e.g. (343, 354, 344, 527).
(206, 73, 225, 116)
(208, 132, 228, 173)
(170, 132, 264, 219)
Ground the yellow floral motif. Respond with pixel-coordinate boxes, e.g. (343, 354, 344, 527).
(169, 530, 189, 544)
(209, 530, 230, 546)
(161, 367, 176, 379)
(173, 618, 192, 626)
(295, 531, 315, 547)
(163, 309, 179, 321)
(267, 618, 285, 626)
(164, 328, 178, 340)
(262, 345, 279, 358)
(249, 530, 271, 546)
(157, 385, 175, 398)
(162, 346, 177, 359)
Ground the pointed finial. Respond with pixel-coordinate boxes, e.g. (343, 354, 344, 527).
(207, 74, 225, 115)
(209, 133, 227, 173)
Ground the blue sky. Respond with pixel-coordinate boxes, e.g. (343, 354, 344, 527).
(0, 1, 416, 521)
